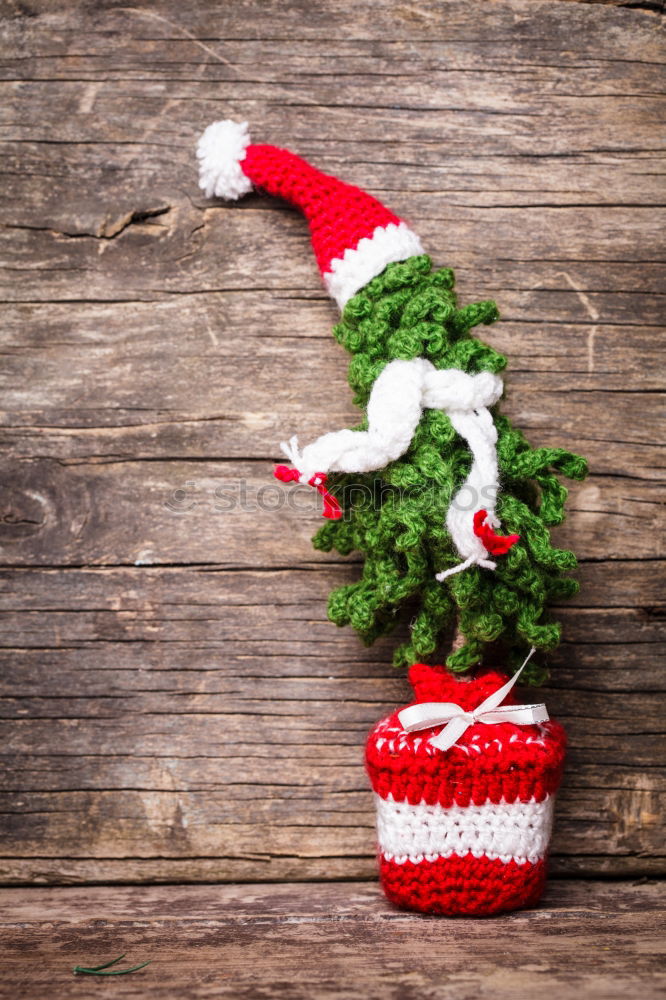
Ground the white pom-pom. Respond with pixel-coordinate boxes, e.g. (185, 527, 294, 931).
(196, 120, 252, 200)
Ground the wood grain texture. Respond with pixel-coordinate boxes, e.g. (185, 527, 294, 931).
(0, 0, 664, 887)
(1, 881, 665, 1000)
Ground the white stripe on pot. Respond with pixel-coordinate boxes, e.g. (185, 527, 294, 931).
(375, 793, 554, 866)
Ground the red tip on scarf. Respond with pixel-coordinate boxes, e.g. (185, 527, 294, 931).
(273, 466, 342, 520)
(308, 473, 342, 520)
(473, 509, 520, 556)
(274, 464, 300, 483)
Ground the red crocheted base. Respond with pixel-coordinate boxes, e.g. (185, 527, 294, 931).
(379, 853, 547, 916)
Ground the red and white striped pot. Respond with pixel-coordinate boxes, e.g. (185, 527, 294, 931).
(365, 663, 566, 916)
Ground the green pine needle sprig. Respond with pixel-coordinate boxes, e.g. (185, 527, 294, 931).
(73, 953, 151, 976)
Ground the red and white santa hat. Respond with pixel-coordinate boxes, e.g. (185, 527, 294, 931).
(366, 662, 566, 915)
(196, 120, 424, 309)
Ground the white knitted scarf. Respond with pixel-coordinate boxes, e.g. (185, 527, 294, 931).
(281, 358, 508, 580)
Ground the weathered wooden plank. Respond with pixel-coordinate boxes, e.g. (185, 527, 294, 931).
(1, 853, 663, 884)
(0, 460, 662, 563)
(0, 563, 662, 636)
(1, 881, 664, 1000)
(1, 8, 662, 84)
(2, 203, 663, 300)
(4, 145, 664, 211)
(1, 624, 663, 690)
(0, 781, 661, 865)
(3, 878, 663, 920)
(0, 300, 663, 426)
(1, 300, 663, 420)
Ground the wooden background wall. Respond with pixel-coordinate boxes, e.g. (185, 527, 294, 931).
(0, 0, 664, 887)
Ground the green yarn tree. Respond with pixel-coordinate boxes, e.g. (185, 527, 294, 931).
(312, 255, 587, 684)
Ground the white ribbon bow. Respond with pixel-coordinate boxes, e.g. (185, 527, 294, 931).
(397, 647, 549, 753)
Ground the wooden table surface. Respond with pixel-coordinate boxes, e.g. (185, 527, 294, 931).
(0, 0, 664, 996)
(1, 881, 664, 999)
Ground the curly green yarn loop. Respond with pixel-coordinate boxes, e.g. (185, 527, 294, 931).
(312, 255, 587, 683)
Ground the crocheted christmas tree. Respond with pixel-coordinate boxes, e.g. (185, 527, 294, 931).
(314, 255, 587, 677)
(196, 119, 588, 918)
(196, 120, 587, 684)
